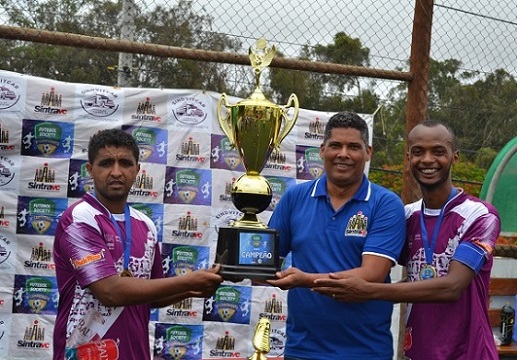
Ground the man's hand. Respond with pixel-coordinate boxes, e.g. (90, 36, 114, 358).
(266, 267, 310, 290)
(312, 272, 373, 302)
(186, 264, 224, 298)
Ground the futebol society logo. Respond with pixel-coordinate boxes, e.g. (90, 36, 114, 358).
(203, 285, 252, 324)
(266, 176, 296, 211)
(154, 323, 204, 359)
(296, 145, 324, 180)
(17, 197, 67, 236)
(67, 159, 93, 198)
(125, 126, 168, 164)
(162, 244, 207, 277)
(163, 167, 211, 206)
(130, 202, 164, 242)
(12, 275, 57, 315)
(21, 120, 74, 158)
(210, 135, 243, 171)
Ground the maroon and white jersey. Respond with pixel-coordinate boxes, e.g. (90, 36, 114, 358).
(53, 193, 163, 360)
(401, 189, 499, 360)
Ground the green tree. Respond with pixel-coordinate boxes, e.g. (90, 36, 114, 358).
(313, 32, 370, 94)
(0, 0, 241, 91)
(268, 47, 325, 110)
(269, 33, 376, 112)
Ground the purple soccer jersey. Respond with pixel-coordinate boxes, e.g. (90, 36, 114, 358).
(53, 193, 163, 360)
(401, 189, 499, 360)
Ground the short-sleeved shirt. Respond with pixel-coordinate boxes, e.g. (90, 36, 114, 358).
(401, 189, 500, 360)
(268, 174, 406, 359)
(53, 193, 163, 360)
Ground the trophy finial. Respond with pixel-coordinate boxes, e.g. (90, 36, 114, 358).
(249, 37, 277, 87)
(248, 317, 271, 360)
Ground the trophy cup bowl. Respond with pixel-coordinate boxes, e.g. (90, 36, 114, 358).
(215, 38, 299, 282)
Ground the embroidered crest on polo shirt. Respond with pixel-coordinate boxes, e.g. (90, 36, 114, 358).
(345, 211, 368, 237)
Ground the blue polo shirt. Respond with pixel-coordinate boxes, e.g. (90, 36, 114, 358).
(268, 174, 405, 359)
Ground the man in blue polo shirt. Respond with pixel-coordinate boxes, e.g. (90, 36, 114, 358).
(267, 111, 406, 360)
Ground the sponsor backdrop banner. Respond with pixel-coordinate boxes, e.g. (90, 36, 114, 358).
(0, 69, 373, 359)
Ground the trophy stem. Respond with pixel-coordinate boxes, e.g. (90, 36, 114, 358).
(232, 213, 268, 229)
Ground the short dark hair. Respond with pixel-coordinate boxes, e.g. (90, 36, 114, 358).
(323, 111, 369, 145)
(88, 128, 140, 164)
(418, 120, 457, 151)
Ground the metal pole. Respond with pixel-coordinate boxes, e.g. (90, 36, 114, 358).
(117, 0, 136, 87)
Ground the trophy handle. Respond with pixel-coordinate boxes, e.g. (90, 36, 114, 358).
(276, 93, 299, 148)
(217, 93, 236, 147)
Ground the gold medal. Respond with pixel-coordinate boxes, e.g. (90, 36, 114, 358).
(420, 264, 437, 280)
(119, 269, 133, 277)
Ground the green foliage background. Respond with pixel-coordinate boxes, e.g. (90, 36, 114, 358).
(1, 0, 515, 197)
(369, 158, 486, 199)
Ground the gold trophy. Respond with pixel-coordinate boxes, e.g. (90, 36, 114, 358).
(215, 38, 299, 281)
(248, 317, 272, 360)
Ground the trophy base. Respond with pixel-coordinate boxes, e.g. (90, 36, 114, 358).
(219, 264, 279, 283)
(216, 226, 280, 282)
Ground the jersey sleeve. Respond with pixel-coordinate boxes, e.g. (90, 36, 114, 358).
(362, 191, 406, 263)
(452, 211, 500, 273)
(60, 221, 118, 288)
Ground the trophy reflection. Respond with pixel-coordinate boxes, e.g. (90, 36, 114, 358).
(216, 38, 299, 282)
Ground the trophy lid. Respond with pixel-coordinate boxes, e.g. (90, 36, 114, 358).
(233, 38, 279, 109)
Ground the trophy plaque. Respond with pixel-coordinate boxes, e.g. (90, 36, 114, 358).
(215, 38, 299, 281)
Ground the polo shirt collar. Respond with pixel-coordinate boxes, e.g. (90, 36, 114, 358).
(311, 174, 371, 201)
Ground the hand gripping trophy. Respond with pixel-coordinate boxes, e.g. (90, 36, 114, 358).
(216, 38, 299, 282)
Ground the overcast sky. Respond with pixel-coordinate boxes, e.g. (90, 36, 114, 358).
(191, 0, 516, 77)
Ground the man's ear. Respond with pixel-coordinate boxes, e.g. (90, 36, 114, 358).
(453, 150, 460, 163)
(366, 145, 372, 162)
(86, 162, 92, 176)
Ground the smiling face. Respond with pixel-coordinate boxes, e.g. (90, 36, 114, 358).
(407, 123, 459, 191)
(319, 127, 371, 190)
(86, 145, 140, 213)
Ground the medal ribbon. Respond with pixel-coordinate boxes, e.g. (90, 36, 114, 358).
(110, 205, 132, 272)
(420, 188, 457, 265)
